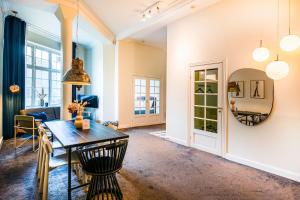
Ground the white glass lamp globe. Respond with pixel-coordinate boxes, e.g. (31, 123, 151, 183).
(252, 47, 270, 62)
(266, 60, 289, 80)
(280, 34, 300, 52)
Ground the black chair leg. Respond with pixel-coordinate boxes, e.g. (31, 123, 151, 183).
(87, 174, 123, 200)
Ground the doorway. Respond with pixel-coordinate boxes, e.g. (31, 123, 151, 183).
(190, 62, 224, 155)
(132, 76, 163, 127)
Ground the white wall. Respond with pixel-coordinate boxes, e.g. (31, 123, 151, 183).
(103, 44, 116, 121)
(118, 40, 166, 128)
(167, 0, 300, 181)
(85, 43, 104, 121)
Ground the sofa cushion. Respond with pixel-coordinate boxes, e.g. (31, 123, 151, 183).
(20, 107, 60, 121)
(27, 112, 48, 122)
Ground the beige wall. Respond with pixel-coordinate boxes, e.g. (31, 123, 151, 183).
(167, 0, 300, 181)
(118, 40, 166, 128)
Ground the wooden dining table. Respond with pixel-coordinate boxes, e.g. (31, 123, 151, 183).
(44, 120, 129, 200)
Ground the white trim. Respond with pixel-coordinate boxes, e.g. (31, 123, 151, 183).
(0, 137, 3, 151)
(166, 135, 188, 146)
(225, 153, 300, 183)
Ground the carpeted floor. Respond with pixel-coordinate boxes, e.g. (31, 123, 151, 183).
(0, 124, 300, 200)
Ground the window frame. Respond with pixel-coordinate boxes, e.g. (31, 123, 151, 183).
(25, 41, 62, 108)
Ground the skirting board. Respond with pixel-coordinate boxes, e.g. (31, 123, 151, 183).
(225, 154, 300, 183)
(166, 135, 188, 146)
(0, 137, 3, 151)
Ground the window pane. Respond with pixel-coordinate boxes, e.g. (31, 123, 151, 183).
(195, 70, 205, 81)
(194, 107, 204, 118)
(206, 69, 218, 81)
(207, 82, 218, 93)
(206, 120, 217, 133)
(206, 108, 217, 120)
(206, 95, 218, 107)
(195, 82, 204, 93)
(194, 118, 204, 130)
(195, 94, 204, 106)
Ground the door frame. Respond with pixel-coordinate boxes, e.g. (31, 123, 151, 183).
(131, 75, 164, 127)
(187, 59, 228, 157)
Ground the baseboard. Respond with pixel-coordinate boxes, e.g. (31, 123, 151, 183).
(0, 137, 3, 151)
(166, 135, 188, 146)
(225, 153, 300, 183)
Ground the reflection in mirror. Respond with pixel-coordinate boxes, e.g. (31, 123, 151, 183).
(228, 68, 274, 126)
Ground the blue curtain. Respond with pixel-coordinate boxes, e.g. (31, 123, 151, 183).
(72, 42, 77, 118)
(2, 16, 26, 139)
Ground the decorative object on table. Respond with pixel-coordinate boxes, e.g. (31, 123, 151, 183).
(9, 84, 20, 93)
(280, 0, 300, 52)
(250, 80, 265, 99)
(228, 69, 274, 126)
(62, 0, 91, 89)
(68, 100, 87, 129)
(230, 99, 236, 112)
(266, 0, 289, 80)
(82, 119, 90, 130)
(37, 88, 47, 107)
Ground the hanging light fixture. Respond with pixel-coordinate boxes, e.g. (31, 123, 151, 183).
(140, 1, 160, 22)
(252, 40, 270, 62)
(266, 55, 289, 80)
(62, 0, 91, 87)
(280, 0, 300, 51)
(266, 0, 289, 80)
(9, 84, 20, 94)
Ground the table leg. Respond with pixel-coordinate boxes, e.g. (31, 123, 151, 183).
(68, 148, 72, 200)
(51, 132, 54, 157)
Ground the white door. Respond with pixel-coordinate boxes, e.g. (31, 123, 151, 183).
(190, 63, 223, 155)
(132, 77, 163, 127)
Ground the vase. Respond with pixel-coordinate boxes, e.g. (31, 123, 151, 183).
(40, 99, 44, 107)
(74, 114, 83, 129)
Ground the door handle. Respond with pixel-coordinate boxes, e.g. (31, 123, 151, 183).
(218, 107, 223, 113)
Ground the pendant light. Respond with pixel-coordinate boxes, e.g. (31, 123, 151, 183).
(266, 0, 289, 80)
(62, 0, 91, 87)
(252, 40, 270, 62)
(280, 0, 300, 51)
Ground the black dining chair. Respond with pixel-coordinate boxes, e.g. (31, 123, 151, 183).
(76, 140, 128, 200)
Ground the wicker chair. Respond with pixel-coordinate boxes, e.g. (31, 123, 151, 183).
(76, 140, 128, 200)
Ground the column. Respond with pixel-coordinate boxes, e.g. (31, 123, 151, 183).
(55, 5, 77, 120)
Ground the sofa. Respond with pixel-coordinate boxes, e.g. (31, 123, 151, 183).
(20, 107, 61, 121)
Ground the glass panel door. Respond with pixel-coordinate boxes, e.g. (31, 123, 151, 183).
(190, 63, 223, 156)
(134, 79, 146, 115)
(194, 69, 218, 133)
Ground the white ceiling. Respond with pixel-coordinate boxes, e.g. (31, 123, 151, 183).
(4, 0, 220, 48)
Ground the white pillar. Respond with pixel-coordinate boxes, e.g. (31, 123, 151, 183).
(55, 5, 76, 120)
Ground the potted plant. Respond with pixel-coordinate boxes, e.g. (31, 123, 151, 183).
(37, 88, 47, 107)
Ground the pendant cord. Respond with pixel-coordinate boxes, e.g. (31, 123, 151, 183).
(76, 0, 79, 57)
(288, 0, 291, 34)
(276, 0, 280, 59)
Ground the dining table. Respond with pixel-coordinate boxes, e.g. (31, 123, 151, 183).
(44, 120, 129, 200)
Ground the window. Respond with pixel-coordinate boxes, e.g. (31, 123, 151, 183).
(149, 79, 160, 114)
(134, 79, 146, 115)
(25, 43, 62, 107)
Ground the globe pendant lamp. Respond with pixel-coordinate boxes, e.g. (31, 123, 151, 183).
(252, 40, 270, 62)
(266, 55, 289, 80)
(280, 0, 300, 52)
(62, 0, 91, 86)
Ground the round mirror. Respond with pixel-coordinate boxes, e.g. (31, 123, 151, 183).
(228, 68, 274, 126)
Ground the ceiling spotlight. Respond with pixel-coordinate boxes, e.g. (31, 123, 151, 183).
(146, 9, 152, 18)
(141, 13, 146, 22)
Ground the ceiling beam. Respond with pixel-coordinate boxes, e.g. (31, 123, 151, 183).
(47, 0, 115, 44)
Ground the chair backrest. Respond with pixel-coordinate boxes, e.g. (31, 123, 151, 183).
(76, 140, 128, 175)
(15, 115, 35, 129)
(42, 134, 53, 155)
